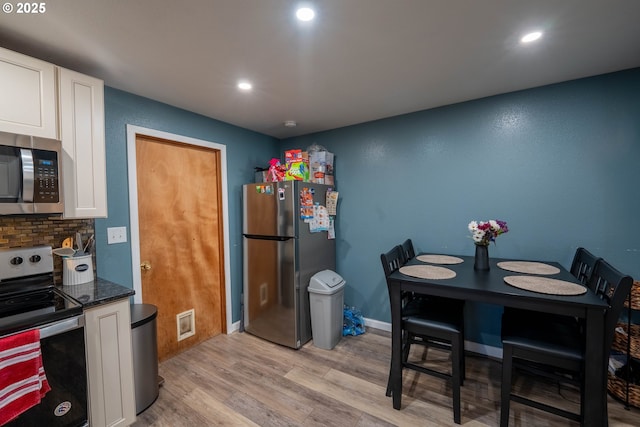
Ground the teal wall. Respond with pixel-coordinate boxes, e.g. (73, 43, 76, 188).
(96, 70, 639, 348)
(282, 68, 640, 348)
(96, 87, 279, 319)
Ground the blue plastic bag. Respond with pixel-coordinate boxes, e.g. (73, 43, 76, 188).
(343, 305, 365, 336)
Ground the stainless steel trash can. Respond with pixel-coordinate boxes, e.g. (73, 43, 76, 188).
(130, 303, 159, 415)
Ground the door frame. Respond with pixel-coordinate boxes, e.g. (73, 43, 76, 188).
(126, 124, 233, 334)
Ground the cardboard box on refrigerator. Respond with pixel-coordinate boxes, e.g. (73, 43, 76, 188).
(309, 150, 334, 184)
(284, 149, 309, 181)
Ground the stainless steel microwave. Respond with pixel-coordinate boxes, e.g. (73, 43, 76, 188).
(0, 131, 63, 215)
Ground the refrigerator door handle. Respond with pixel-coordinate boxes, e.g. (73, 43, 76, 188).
(243, 234, 294, 241)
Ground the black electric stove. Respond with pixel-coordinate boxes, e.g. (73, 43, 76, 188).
(0, 246, 88, 427)
(0, 246, 82, 337)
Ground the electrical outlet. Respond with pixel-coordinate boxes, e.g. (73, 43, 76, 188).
(107, 226, 127, 244)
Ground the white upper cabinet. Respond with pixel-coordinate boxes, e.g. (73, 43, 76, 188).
(58, 67, 108, 218)
(0, 47, 107, 218)
(0, 47, 57, 138)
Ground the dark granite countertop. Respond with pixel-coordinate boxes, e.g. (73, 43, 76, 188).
(59, 277, 135, 308)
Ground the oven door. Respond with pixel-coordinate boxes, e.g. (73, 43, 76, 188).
(5, 315, 87, 427)
(0, 145, 22, 204)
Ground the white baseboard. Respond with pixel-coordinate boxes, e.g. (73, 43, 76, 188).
(230, 317, 503, 359)
(229, 320, 240, 334)
(464, 340, 503, 359)
(363, 317, 503, 360)
(364, 317, 391, 332)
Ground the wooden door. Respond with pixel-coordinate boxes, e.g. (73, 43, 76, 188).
(136, 135, 225, 361)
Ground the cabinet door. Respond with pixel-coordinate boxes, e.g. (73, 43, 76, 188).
(0, 47, 57, 138)
(58, 67, 108, 218)
(85, 299, 137, 427)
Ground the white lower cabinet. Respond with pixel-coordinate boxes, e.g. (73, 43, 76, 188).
(85, 299, 136, 427)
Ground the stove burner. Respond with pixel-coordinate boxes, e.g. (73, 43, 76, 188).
(0, 284, 82, 336)
(0, 286, 82, 337)
(2, 288, 56, 311)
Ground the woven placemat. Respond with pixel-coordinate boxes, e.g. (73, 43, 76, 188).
(416, 254, 464, 265)
(497, 261, 560, 275)
(399, 265, 456, 280)
(504, 275, 587, 295)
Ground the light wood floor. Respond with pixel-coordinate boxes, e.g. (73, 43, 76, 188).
(132, 328, 638, 426)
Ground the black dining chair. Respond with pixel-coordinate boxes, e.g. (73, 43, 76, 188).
(395, 238, 466, 381)
(399, 238, 416, 263)
(499, 258, 633, 426)
(571, 247, 602, 290)
(381, 244, 465, 424)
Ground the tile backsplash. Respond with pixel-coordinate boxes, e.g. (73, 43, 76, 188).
(0, 215, 95, 284)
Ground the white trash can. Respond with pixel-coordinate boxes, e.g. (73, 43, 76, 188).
(308, 270, 346, 350)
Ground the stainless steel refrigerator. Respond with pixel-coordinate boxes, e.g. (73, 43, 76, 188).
(243, 181, 336, 349)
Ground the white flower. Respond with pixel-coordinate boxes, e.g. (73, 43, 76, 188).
(468, 219, 509, 245)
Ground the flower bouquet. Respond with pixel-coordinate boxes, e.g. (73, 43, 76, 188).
(468, 220, 509, 246)
(468, 220, 508, 270)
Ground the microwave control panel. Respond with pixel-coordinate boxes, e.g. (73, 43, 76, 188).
(33, 150, 60, 203)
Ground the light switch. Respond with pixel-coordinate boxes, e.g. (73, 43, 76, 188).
(107, 226, 127, 244)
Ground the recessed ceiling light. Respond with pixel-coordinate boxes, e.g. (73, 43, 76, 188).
(521, 31, 543, 43)
(237, 81, 252, 91)
(284, 120, 297, 128)
(296, 7, 315, 21)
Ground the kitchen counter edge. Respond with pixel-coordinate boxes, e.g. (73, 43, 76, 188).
(59, 277, 135, 308)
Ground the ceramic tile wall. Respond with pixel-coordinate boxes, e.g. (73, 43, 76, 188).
(0, 216, 94, 284)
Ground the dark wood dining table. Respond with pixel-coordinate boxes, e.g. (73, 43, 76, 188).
(387, 254, 611, 427)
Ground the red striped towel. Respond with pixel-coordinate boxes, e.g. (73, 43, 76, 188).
(0, 329, 51, 426)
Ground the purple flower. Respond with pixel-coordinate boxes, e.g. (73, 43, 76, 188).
(468, 220, 509, 245)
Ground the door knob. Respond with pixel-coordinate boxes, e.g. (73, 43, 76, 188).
(140, 261, 152, 271)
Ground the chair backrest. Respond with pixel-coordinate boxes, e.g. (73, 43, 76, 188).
(570, 247, 601, 289)
(587, 259, 633, 351)
(381, 245, 404, 277)
(400, 239, 415, 264)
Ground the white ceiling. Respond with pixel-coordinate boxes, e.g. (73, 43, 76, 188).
(1, 0, 639, 139)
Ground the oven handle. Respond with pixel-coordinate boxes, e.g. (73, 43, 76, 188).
(39, 315, 84, 339)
